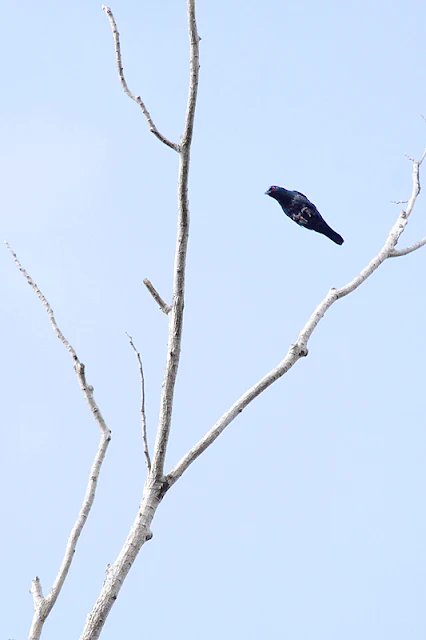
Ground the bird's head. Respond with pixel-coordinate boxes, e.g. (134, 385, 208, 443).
(265, 185, 284, 199)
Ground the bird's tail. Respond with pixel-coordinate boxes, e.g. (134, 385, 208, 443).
(319, 222, 344, 245)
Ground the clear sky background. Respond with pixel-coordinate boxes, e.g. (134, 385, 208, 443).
(2, 1, 426, 638)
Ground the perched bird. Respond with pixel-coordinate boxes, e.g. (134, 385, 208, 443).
(265, 186, 344, 245)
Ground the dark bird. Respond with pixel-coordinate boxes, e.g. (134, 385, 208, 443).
(265, 186, 344, 245)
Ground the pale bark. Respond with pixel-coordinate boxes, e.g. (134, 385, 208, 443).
(149, 0, 200, 482)
(5, 245, 111, 640)
(126, 333, 151, 471)
(166, 148, 426, 486)
(5, 1, 426, 638)
(390, 234, 426, 257)
(143, 278, 171, 314)
(101, 5, 180, 152)
(79, 2, 200, 636)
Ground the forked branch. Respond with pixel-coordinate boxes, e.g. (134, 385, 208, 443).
(390, 235, 426, 257)
(165, 147, 426, 487)
(150, 0, 200, 480)
(14, 0, 424, 637)
(78, 3, 200, 637)
(103, 0, 199, 480)
(5, 244, 111, 640)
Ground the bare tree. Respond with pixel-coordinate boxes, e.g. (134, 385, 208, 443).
(6, 1, 426, 639)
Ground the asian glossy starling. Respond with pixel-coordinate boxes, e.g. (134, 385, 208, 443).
(265, 186, 344, 245)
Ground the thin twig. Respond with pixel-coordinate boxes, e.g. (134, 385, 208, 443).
(102, 5, 180, 152)
(143, 278, 171, 314)
(165, 148, 426, 487)
(6, 244, 111, 640)
(6, 243, 78, 360)
(126, 332, 151, 471)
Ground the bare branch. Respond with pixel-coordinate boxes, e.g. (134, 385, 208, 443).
(30, 577, 44, 607)
(28, 577, 48, 640)
(165, 148, 426, 487)
(143, 278, 171, 315)
(5, 244, 110, 434)
(79, 4, 200, 636)
(6, 244, 111, 640)
(102, 5, 180, 152)
(391, 199, 408, 204)
(45, 401, 110, 577)
(5, 242, 78, 361)
(150, 0, 200, 481)
(389, 235, 426, 257)
(126, 332, 151, 471)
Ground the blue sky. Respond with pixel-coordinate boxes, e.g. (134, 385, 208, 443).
(2, 1, 426, 638)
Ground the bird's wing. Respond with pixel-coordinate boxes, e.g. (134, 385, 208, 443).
(292, 190, 309, 200)
(292, 205, 315, 227)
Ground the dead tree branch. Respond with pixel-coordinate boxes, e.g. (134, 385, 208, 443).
(126, 332, 151, 470)
(78, 3, 200, 637)
(80, 0, 424, 632)
(165, 148, 426, 487)
(150, 0, 200, 481)
(143, 278, 171, 314)
(13, 0, 424, 636)
(102, 5, 180, 152)
(5, 244, 111, 640)
(389, 234, 426, 257)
